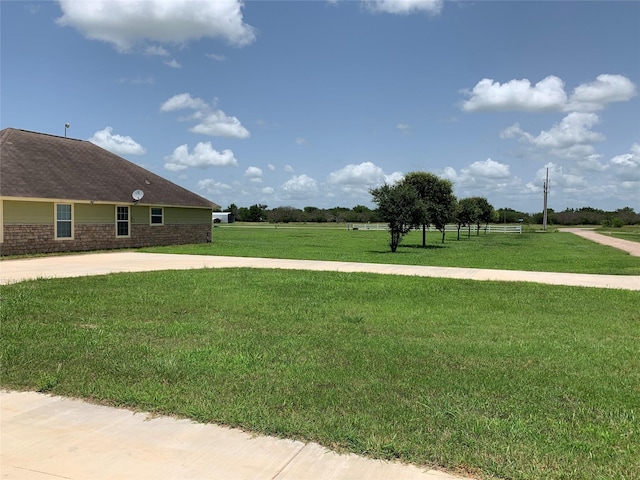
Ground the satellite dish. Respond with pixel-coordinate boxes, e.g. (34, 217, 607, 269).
(132, 189, 144, 201)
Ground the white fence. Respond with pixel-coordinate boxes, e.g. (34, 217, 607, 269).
(347, 223, 521, 233)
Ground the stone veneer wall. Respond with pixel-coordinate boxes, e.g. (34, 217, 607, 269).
(0, 223, 211, 256)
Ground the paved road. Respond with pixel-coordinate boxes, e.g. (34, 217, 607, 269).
(1, 250, 639, 290)
(558, 227, 640, 257)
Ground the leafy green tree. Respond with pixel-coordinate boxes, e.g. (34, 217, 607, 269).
(370, 182, 423, 252)
(468, 197, 495, 234)
(457, 197, 480, 239)
(403, 172, 456, 246)
(245, 204, 268, 222)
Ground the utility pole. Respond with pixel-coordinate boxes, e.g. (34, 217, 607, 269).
(542, 167, 549, 231)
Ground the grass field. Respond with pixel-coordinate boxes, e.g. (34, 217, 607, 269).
(597, 225, 640, 244)
(2, 226, 639, 479)
(140, 224, 640, 275)
(2, 269, 639, 480)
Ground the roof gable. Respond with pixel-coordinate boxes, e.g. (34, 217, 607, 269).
(0, 128, 218, 209)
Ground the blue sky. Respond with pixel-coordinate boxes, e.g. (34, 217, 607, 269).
(2, 0, 638, 213)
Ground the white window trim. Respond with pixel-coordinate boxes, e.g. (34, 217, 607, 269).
(150, 207, 164, 226)
(115, 205, 130, 238)
(55, 202, 74, 240)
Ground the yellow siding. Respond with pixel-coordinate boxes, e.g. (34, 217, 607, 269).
(3, 200, 53, 224)
(165, 207, 211, 225)
(131, 205, 148, 225)
(75, 204, 113, 224)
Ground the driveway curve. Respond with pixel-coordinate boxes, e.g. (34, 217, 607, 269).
(559, 227, 640, 256)
(1, 251, 639, 290)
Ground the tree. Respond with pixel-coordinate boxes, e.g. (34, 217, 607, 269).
(468, 197, 495, 234)
(403, 172, 456, 246)
(456, 197, 479, 239)
(245, 204, 268, 222)
(370, 182, 423, 252)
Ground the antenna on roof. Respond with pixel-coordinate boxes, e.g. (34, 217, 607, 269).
(65, 123, 70, 138)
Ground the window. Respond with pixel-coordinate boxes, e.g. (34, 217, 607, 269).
(56, 203, 73, 239)
(116, 206, 130, 237)
(150, 207, 163, 225)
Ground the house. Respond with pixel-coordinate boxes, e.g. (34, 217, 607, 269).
(0, 128, 219, 256)
(212, 212, 235, 224)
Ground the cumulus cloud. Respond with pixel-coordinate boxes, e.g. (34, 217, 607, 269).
(244, 166, 263, 182)
(500, 112, 604, 159)
(160, 93, 250, 139)
(461, 74, 636, 113)
(364, 0, 443, 15)
(568, 74, 637, 112)
(197, 178, 233, 195)
(443, 159, 515, 194)
(164, 59, 181, 68)
(282, 174, 318, 194)
(609, 143, 640, 181)
(327, 162, 403, 198)
(461, 76, 567, 112)
(88, 127, 146, 155)
(465, 158, 511, 179)
(328, 162, 388, 185)
(528, 163, 587, 192)
(56, 0, 256, 52)
(164, 142, 238, 171)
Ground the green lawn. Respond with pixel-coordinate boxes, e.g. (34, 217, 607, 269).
(2, 269, 638, 480)
(596, 225, 640, 244)
(140, 224, 640, 275)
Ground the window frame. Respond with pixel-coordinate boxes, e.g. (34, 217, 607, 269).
(150, 207, 164, 226)
(115, 205, 130, 238)
(55, 203, 74, 240)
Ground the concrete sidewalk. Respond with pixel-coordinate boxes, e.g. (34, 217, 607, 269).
(1, 251, 639, 290)
(1, 391, 470, 480)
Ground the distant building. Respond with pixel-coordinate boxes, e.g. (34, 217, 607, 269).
(212, 212, 235, 224)
(1, 128, 219, 255)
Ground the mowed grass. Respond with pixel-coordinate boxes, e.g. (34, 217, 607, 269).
(2, 269, 639, 480)
(597, 225, 640, 244)
(140, 225, 640, 275)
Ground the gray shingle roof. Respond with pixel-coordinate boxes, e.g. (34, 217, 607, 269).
(0, 128, 218, 209)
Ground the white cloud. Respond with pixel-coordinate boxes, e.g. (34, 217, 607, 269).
(206, 53, 226, 62)
(145, 45, 169, 56)
(56, 0, 256, 52)
(328, 161, 388, 185)
(262, 186, 275, 194)
(295, 137, 307, 145)
(160, 93, 208, 112)
(88, 127, 146, 155)
(609, 143, 640, 181)
(461, 76, 567, 112)
(267, 163, 276, 171)
(461, 74, 637, 113)
(160, 93, 250, 139)
(364, 0, 443, 16)
(197, 178, 232, 195)
(534, 163, 587, 191)
(164, 59, 181, 68)
(244, 166, 263, 183)
(284, 164, 295, 173)
(327, 162, 403, 199)
(568, 74, 637, 112)
(282, 174, 318, 194)
(465, 158, 510, 179)
(500, 112, 604, 159)
(164, 142, 238, 171)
